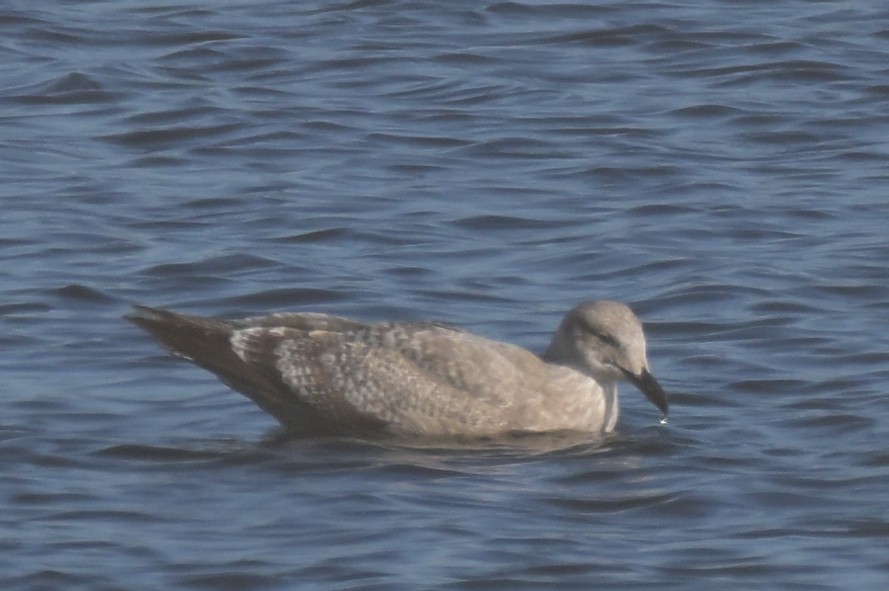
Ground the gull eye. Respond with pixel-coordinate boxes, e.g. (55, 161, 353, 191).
(593, 331, 620, 349)
(578, 320, 620, 349)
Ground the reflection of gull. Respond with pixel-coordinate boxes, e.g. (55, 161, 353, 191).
(127, 301, 668, 437)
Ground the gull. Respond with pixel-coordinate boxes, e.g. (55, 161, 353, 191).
(126, 300, 668, 437)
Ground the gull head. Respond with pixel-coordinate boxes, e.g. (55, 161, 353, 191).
(544, 300, 669, 419)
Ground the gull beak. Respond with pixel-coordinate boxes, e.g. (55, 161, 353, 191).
(623, 368, 669, 420)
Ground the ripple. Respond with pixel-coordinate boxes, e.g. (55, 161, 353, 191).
(3, 1, 889, 589)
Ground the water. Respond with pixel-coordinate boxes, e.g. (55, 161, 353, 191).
(2, 0, 889, 588)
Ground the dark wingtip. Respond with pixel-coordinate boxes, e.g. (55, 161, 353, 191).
(125, 305, 179, 347)
(125, 303, 161, 319)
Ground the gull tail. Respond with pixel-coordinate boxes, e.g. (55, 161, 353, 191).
(126, 305, 237, 368)
(125, 305, 322, 432)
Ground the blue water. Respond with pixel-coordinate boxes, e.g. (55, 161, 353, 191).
(3, 1, 889, 589)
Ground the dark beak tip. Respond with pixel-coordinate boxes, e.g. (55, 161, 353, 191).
(630, 368, 669, 420)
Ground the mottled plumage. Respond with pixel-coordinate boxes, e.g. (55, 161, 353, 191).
(126, 301, 668, 437)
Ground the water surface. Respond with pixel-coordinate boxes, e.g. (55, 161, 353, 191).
(2, 1, 889, 589)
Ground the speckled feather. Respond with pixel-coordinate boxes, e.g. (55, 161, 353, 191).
(126, 301, 668, 437)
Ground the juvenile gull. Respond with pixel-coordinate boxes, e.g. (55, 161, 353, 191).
(126, 301, 668, 437)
